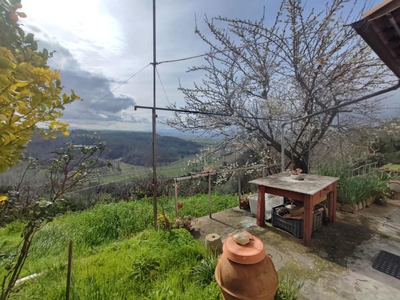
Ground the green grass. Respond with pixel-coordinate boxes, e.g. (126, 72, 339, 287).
(5, 229, 220, 300)
(318, 167, 389, 205)
(96, 158, 192, 185)
(98, 167, 150, 184)
(0, 194, 302, 299)
(340, 172, 389, 205)
(381, 163, 400, 170)
(158, 159, 191, 177)
(0, 194, 237, 298)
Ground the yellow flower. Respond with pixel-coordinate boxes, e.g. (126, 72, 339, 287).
(0, 195, 7, 204)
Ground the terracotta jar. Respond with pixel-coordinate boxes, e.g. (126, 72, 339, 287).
(215, 231, 278, 300)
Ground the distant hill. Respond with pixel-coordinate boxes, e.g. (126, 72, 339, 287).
(25, 130, 202, 167)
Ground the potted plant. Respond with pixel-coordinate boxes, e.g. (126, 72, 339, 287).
(240, 194, 250, 210)
(286, 168, 303, 180)
(175, 215, 195, 231)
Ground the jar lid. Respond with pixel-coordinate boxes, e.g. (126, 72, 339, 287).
(223, 231, 265, 264)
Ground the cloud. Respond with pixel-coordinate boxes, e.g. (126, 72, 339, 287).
(23, 0, 125, 60)
(20, 0, 389, 133)
(37, 40, 139, 125)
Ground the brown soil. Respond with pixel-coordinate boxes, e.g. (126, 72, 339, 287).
(309, 211, 374, 267)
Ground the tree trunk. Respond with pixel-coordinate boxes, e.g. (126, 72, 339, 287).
(292, 155, 309, 174)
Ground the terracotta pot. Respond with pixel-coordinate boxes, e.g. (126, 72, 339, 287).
(215, 231, 278, 300)
(388, 180, 400, 193)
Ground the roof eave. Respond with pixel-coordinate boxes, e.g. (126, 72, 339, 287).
(352, 18, 400, 78)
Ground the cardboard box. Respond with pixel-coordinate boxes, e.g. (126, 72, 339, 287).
(289, 205, 304, 217)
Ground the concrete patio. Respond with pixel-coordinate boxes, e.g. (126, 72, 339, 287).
(192, 198, 400, 300)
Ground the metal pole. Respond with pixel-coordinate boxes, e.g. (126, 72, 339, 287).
(174, 180, 178, 218)
(237, 170, 241, 207)
(66, 240, 73, 300)
(208, 173, 212, 218)
(152, 0, 157, 229)
(280, 82, 400, 172)
(281, 122, 286, 172)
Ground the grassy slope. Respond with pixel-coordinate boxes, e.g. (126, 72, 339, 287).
(381, 163, 400, 170)
(13, 230, 220, 300)
(0, 194, 238, 299)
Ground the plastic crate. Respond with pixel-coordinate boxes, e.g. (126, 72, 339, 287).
(313, 210, 323, 231)
(271, 205, 323, 238)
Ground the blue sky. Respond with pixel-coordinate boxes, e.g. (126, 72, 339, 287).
(19, 0, 398, 132)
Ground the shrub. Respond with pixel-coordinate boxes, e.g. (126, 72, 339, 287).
(190, 255, 218, 287)
(337, 172, 389, 205)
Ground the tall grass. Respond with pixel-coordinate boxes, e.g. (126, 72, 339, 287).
(3, 229, 221, 300)
(339, 172, 389, 205)
(0, 194, 237, 290)
(275, 273, 304, 300)
(317, 167, 389, 205)
(0, 193, 305, 299)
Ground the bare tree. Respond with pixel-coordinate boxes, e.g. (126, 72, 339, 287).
(167, 0, 395, 172)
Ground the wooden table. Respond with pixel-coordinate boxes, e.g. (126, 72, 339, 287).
(249, 173, 339, 246)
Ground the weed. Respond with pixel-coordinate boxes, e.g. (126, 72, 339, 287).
(131, 255, 160, 282)
(190, 255, 218, 286)
(275, 273, 304, 300)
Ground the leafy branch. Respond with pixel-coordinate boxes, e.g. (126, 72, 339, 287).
(0, 142, 108, 300)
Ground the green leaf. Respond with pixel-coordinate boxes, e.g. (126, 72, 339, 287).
(0, 57, 15, 69)
(19, 89, 33, 98)
(17, 26, 25, 39)
(32, 93, 43, 107)
(31, 41, 38, 51)
(2, 134, 11, 146)
(16, 12, 27, 18)
(15, 80, 31, 88)
(25, 33, 34, 44)
(0, 75, 10, 86)
(42, 48, 48, 60)
(62, 93, 69, 102)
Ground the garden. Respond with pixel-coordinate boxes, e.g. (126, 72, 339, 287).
(0, 195, 302, 299)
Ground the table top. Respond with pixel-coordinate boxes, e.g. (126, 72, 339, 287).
(249, 173, 339, 195)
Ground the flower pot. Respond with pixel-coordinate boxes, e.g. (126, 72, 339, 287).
(215, 231, 278, 300)
(387, 180, 400, 193)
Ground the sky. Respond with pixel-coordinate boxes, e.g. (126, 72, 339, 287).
(19, 0, 399, 133)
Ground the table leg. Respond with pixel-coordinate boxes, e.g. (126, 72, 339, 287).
(303, 195, 312, 246)
(257, 185, 265, 226)
(328, 182, 337, 223)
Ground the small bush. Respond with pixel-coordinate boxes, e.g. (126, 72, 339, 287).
(318, 166, 389, 205)
(337, 172, 389, 205)
(191, 255, 218, 287)
(131, 255, 160, 282)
